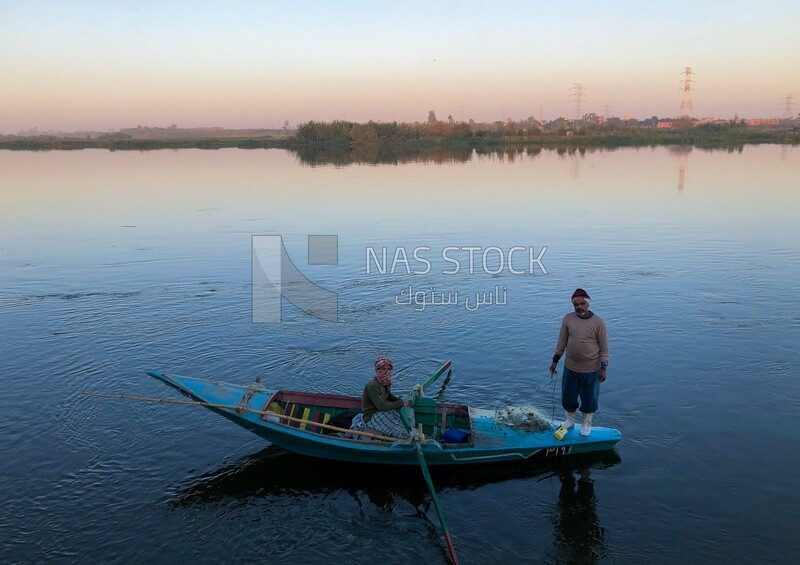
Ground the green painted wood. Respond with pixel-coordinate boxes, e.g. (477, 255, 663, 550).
(400, 406, 459, 564)
(420, 360, 452, 393)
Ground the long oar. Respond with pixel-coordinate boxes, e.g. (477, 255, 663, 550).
(399, 407, 459, 564)
(432, 369, 453, 400)
(420, 359, 452, 394)
(82, 392, 396, 442)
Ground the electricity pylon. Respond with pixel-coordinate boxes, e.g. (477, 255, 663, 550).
(679, 67, 694, 118)
(569, 83, 586, 119)
(784, 94, 796, 119)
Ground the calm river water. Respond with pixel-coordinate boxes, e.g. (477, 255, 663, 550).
(1, 145, 799, 563)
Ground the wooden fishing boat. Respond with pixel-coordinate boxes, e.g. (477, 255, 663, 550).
(147, 364, 621, 466)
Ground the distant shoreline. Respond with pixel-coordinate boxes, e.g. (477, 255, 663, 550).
(1, 123, 797, 152)
(1, 135, 797, 152)
(0, 137, 288, 151)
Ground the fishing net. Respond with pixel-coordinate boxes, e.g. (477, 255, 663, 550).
(494, 405, 551, 432)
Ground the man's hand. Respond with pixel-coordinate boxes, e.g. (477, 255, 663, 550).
(549, 362, 557, 375)
(599, 368, 607, 383)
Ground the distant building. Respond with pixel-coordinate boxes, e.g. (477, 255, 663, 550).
(745, 118, 779, 126)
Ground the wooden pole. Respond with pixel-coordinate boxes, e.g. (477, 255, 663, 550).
(401, 406, 459, 564)
(421, 359, 452, 393)
(82, 391, 397, 442)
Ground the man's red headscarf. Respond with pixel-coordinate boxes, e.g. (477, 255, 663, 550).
(374, 356, 393, 386)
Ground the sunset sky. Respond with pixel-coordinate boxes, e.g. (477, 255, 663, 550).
(2, 1, 798, 133)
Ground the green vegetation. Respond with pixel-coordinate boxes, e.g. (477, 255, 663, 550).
(282, 117, 798, 164)
(288, 117, 799, 148)
(2, 116, 797, 158)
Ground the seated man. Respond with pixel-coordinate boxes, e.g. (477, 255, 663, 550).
(351, 356, 410, 438)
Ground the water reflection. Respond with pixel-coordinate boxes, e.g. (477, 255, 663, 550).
(669, 145, 692, 192)
(289, 142, 773, 198)
(546, 468, 607, 563)
(3, 145, 795, 248)
(168, 446, 621, 508)
(291, 144, 604, 167)
(667, 144, 752, 193)
(167, 445, 619, 559)
(291, 145, 473, 167)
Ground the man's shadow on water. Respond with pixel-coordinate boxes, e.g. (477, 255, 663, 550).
(166, 446, 617, 557)
(544, 466, 608, 564)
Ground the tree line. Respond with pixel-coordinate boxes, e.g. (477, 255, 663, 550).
(2, 112, 797, 151)
(291, 112, 800, 147)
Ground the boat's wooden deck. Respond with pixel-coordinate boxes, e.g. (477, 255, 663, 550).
(261, 390, 473, 443)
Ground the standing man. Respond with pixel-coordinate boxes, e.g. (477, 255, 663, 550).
(550, 288, 610, 437)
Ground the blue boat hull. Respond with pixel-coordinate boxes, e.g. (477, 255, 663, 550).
(148, 371, 621, 466)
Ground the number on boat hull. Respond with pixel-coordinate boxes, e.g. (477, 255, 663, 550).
(543, 446, 571, 458)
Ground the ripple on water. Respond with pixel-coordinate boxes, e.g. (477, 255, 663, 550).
(3, 147, 800, 562)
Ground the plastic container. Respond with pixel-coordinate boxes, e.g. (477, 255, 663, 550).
(442, 428, 470, 444)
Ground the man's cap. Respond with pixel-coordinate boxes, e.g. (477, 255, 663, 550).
(571, 288, 590, 300)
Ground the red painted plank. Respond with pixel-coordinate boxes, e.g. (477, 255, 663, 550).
(310, 410, 323, 433)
